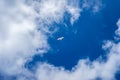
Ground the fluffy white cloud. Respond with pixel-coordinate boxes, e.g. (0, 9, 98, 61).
(0, 0, 81, 77)
(0, 0, 49, 75)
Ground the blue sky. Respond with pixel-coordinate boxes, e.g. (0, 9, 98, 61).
(0, 0, 120, 80)
(40, 0, 120, 69)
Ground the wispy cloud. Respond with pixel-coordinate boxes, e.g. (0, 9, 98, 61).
(57, 37, 64, 41)
(81, 0, 103, 12)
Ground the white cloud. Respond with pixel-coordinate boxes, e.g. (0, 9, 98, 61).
(67, 5, 81, 25)
(28, 0, 81, 25)
(0, 0, 81, 77)
(0, 0, 49, 75)
(57, 37, 64, 41)
(81, 0, 102, 13)
(115, 19, 120, 37)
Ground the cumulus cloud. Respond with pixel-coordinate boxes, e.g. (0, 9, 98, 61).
(0, 0, 81, 77)
(0, 0, 45, 75)
(0, 0, 111, 80)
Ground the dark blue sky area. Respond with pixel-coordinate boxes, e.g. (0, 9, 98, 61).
(30, 0, 120, 76)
